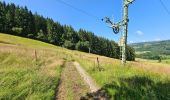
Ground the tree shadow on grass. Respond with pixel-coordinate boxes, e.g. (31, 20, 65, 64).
(81, 76, 170, 100)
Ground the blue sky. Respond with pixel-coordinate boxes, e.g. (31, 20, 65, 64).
(2, 0, 170, 43)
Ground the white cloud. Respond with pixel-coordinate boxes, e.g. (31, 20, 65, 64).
(142, 40, 146, 42)
(136, 30, 144, 35)
(129, 41, 134, 43)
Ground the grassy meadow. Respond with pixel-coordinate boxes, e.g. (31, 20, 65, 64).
(72, 51, 170, 99)
(0, 33, 65, 99)
(0, 33, 170, 99)
(162, 59, 170, 64)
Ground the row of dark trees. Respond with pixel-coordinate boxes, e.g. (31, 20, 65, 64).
(0, 1, 135, 61)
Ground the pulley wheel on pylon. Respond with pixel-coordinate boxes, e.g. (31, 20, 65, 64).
(113, 27, 119, 34)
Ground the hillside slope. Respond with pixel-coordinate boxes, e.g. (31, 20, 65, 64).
(0, 33, 170, 99)
(130, 40, 170, 59)
(0, 33, 65, 99)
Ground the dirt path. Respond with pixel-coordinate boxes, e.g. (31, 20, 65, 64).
(56, 62, 108, 100)
(73, 62, 100, 92)
(74, 62, 109, 99)
(56, 62, 89, 100)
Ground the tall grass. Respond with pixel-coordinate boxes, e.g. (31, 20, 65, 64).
(162, 59, 170, 64)
(0, 33, 71, 99)
(1, 33, 170, 99)
(0, 52, 63, 99)
(74, 54, 170, 99)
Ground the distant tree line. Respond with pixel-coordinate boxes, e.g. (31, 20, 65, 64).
(0, 1, 135, 61)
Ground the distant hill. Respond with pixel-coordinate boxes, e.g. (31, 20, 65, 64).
(130, 40, 170, 59)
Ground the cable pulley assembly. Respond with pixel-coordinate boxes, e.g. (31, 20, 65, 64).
(102, 17, 122, 34)
(112, 26, 119, 34)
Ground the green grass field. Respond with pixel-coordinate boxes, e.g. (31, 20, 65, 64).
(0, 33, 65, 99)
(0, 33, 170, 99)
(75, 57, 170, 99)
(0, 52, 63, 99)
(162, 59, 170, 64)
(136, 57, 170, 65)
(0, 33, 59, 49)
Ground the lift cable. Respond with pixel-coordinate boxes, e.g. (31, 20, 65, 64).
(159, 0, 170, 16)
(55, 0, 101, 21)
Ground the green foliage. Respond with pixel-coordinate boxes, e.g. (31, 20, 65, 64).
(126, 46, 135, 61)
(0, 1, 135, 61)
(76, 41, 90, 52)
(27, 33, 34, 38)
(12, 27, 23, 35)
(36, 29, 46, 41)
(63, 40, 75, 50)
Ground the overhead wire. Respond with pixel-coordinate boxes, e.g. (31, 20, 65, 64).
(55, 0, 129, 62)
(55, 0, 101, 21)
(157, 0, 170, 47)
(159, 0, 170, 16)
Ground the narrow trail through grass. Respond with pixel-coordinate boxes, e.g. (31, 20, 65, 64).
(74, 62, 100, 92)
(56, 62, 89, 100)
(74, 62, 109, 99)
